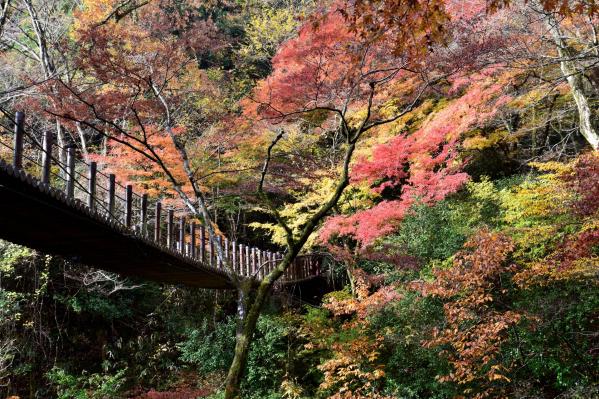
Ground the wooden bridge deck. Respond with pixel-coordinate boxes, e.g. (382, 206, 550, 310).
(0, 159, 233, 288)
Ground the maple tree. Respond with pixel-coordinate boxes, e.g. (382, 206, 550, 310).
(300, 269, 400, 399)
(419, 230, 523, 397)
(222, 1, 453, 395)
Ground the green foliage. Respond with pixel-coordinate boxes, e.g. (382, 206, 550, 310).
(54, 291, 135, 321)
(243, 315, 293, 397)
(507, 281, 599, 392)
(367, 292, 454, 398)
(178, 314, 292, 398)
(382, 177, 508, 262)
(46, 366, 127, 399)
(178, 318, 237, 374)
(0, 241, 32, 274)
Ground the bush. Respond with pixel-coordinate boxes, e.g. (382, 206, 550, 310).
(46, 366, 127, 399)
(178, 314, 293, 398)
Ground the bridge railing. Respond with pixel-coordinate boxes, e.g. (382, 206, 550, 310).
(0, 110, 321, 283)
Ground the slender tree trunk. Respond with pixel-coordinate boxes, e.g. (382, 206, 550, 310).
(544, 11, 599, 150)
(224, 279, 272, 399)
(225, 249, 300, 398)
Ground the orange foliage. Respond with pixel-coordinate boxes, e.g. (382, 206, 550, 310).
(303, 269, 401, 398)
(419, 230, 523, 397)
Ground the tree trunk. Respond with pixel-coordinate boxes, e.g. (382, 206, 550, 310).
(544, 11, 599, 150)
(224, 279, 273, 399)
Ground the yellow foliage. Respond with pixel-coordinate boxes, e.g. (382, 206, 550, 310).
(250, 178, 349, 248)
(463, 129, 510, 151)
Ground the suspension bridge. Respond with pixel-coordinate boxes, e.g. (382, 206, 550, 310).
(0, 111, 323, 289)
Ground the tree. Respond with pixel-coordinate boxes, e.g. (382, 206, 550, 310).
(420, 230, 523, 397)
(223, 5, 450, 397)
(346, 0, 599, 151)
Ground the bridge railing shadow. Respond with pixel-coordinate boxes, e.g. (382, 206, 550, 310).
(0, 110, 322, 284)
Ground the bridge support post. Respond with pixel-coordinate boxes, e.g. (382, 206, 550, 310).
(12, 111, 24, 169)
(41, 131, 53, 185)
(154, 202, 161, 243)
(88, 161, 97, 211)
(66, 147, 75, 198)
(125, 185, 133, 227)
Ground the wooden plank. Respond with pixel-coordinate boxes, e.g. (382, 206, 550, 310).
(12, 111, 24, 169)
(88, 161, 97, 211)
(41, 131, 52, 185)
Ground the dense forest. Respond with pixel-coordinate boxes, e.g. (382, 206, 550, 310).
(0, 0, 598, 398)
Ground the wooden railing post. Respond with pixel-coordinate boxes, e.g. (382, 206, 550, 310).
(41, 131, 53, 185)
(108, 174, 116, 218)
(199, 224, 205, 261)
(167, 209, 174, 249)
(179, 217, 185, 253)
(245, 246, 251, 276)
(66, 147, 75, 198)
(209, 235, 215, 267)
(217, 236, 222, 268)
(13, 111, 24, 169)
(154, 201, 162, 243)
(224, 238, 229, 267)
(190, 222, 196, 258)
(125, 184, 133, 227)
(88, 161, 97, 211)
(239, 243, 244, 275)
(141, 194, 148, 236)
(232, 241, 237, 273)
